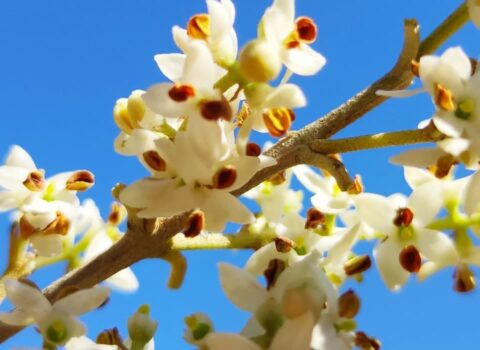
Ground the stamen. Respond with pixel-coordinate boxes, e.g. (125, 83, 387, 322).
(200, 98, 232, 121)
(347, 175, 364, 195)
(338, 289, 361, 319)
(168, 84, 196, 102)
(187, 14, 211, 40)
(66, 170, 95, 191)
(433, 83, 455, 111)
(212, 165, 237, 189)
(393, 207, 414, 227)
(399, 245, 421, 273)
(295, 17, 317, 43)
(274, 237, 296, 253)
(454, 265, 475, 293)
(23, 171, 45, 192)
(305, 207, 325, 229)
(142, 150, 167, 172)
(263, 108, 295, 137)
(183, 210, 205, 238)
(264, 258, 286, 290)
(344, 255, 372, 276)
(246, 142, 262, 157)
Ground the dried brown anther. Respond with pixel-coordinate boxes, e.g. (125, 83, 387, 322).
(168, 84, 196, 102)
(344, 255, 372, 276)
(454, 265, 475, 293)
(143, 150, 167, 172)
(399, 245, 422, 273)
(201, 98, 232, 121)
(183, 210, 205, 238)
(263, 108, 295, 137)
(66, 170, 95, 192)
(212, 165, 237, 189)
(355, 331, 381, 350)
(305, 207, 325, 229)
(23, 171, 45, 192)
(393, 207, 414, 227)
(246, 142, 262, 157)
(264, 259, 286, 290)
(274, 237, 296, 253)
(338, 289, 361, 319)
(295, 17, 317, 43)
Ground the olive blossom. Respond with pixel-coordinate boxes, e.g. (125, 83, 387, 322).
(0, 280, 109, 346)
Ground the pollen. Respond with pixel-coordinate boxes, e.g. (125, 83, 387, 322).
(168, 84, 196, 102)
(187, 14, 211, 40)
(263, 108, 295, 137)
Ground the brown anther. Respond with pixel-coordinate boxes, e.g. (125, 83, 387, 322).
(212, 165, 237, 189)
(263, 108, 295, 137)
(410, 60, 420, 77)
(305, 207, 325, 229)
(399, 245, 422, 273)
(168, 84, 196, 102)
(264, 259, 286, 290)
(183, 210, 205, 238)
(274, 237, 296, 253)
(187, 14, 211, 40)
(432, 154, 457, 179)
(454, 265, 475, 293)
(23, 171, 45, 192)
(268, 171, 287, 185)
(142, 150, 167, 172)
(97, 327, 127, 349)
(19, 215, 37, 239)
(393, 207, 414, 227)
(285, 39, 301, 49)
(43, 212, 70, 236)
(434, 83, 455, 111)
(200, 98, 232, 121)
(295, 17, 317, 43)
(347, 175, 364, 195)
(344, 255, 372, 276)
(66, 170, 95, 192)
(246, 142, 262, 157)
(338, 289, 361, 319)
(107, 202, 124, 226)
(355, 331, 381, 350)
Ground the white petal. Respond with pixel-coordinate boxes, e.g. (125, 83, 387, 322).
(0, 192, 21, 211)
(205, 333, 261, 350)
(408, 181, 443, 227)
(142, 83, 192, 119)
(154, 53, 186, 82)
(432, 116, 464, 138)
(218, 263, 268, 312)
(464, 171, 480, 215)
(270, 312, 315, 350)
(416, 229, 458, 266)
(311, 313, 353, 350)
(65, 336, 118, 350)
(374, 238, 409, 291)
(54, 287, 110, 316)
(202, 191, 253, 231)
(272, 0, 295, 22)
(439, 47, 472, 81)
(403, 166, 435, 189)
(0, 166, 30, 191)
(0, 309, 34, 326)
(3, 279, 51, 321)
(390, 147, 446, 168)
(5, 145, 37, 170)
(311, 192, 351, 215)
(353, 193, 396, 234)
(106, 268, 139, 293)
(172, 26, 190, 53)
(282, 45, 326, 76)
(417, 261, 445, 281)
(183, 42, 216, 87)
(245, 242, 290, 275)
(293, 165, 330, 194)
(263, 84, 307, 109)
(437, 137, 470, 157)
(30, 234, 64, 257)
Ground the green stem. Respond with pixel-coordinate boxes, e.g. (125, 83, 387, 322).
(417, 2, 470, 58)
(130, 341, 146, 350)
(171, 231, 276, 251)
(310, 128, 443, 154)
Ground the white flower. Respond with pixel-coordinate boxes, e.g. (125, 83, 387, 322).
(65, 336, 118, 350)
(355, 183, 458, 290)
(468, 0, 480, 29)
(0, 280, 109, 346)
(259, 0, 326, 76)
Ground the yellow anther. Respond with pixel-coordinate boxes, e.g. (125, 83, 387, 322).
(187, 14, 211, 40)
(433, 83, 455, 111)
(263, 108, 295, 137)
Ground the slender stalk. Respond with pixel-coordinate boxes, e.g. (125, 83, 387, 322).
(417, 3, 470, 58)
(310, 128, 443, 154)
(171, 231, 276, 251)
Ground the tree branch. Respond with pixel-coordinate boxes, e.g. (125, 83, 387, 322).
(0, 6, 469, 342)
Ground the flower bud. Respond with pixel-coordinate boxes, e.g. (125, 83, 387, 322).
(184, 312, 213, 344)
(127, 305, 158, 346)
(239, 39, 281, 83)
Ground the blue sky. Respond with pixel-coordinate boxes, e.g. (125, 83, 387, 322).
(0, 0, 479, 349)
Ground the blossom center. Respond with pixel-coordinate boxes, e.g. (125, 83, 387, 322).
(45, 319, 68, 344)
(454, 98, 476, 120)
(187, 14, 211, 40)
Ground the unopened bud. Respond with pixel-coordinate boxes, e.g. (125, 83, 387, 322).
(344, 255, 372, 276)
(128, 305, 158, 346)
(274, 237, 296, 253)
(338, 289, 361, 319)
(183, 210, 205, 238)
(127, 93, 146, 122)
(264, 259, 286, 290)
(184, 313, 213, 343)
(239, 39, 282, 83)
(305, 207, 325, 229)
(66, 170, 95, 192)
(23, 171, 45, 192)
(212, 165, 237, 189)
(398, 245, 421, 273)
(454, 265, 475, 293)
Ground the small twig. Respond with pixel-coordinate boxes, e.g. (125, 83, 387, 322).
(310, 127, 444, 154)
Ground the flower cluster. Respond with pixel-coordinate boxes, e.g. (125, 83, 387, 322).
(115, 0, 326, 233)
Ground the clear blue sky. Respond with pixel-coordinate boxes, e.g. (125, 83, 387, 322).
(0, 0, 479, 349)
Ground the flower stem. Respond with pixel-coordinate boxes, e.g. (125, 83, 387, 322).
(171, 231, 276, 251)
(310, 128, 443, 154)
(417, 2, 470, 58)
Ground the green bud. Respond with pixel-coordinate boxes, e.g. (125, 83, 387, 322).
(128, 305, 158, 345)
